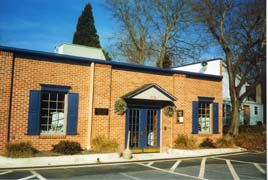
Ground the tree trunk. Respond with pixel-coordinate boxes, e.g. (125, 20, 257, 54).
(228, 98, 240, 135)
(226, 53, 241, 136)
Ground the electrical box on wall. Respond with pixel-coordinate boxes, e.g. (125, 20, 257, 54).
(177, 110, 184, 123)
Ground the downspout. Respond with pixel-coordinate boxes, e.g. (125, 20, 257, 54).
(87, 62, 95, 150)
(7, 54, 15, 143)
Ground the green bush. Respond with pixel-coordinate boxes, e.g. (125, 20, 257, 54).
(5, 141, 38, 158)
(92, 136, 118, 153)
(216, 135, 236, 148)
(199, 138, 216, 148)
(234, 133, 266, 151)
(52, 140, 82, 155)
(174, 134, 197, 149)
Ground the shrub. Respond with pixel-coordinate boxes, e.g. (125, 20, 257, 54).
(199, 138, 216, 148)
(239, 125, 266, 134)
(5, 141, 38, 158)
(92, 136, 118, 153)
(52, 140, 82, 155)
(234, 133, 266, 151)
(216, 135, 236, 148)
(174, 134, 197, 149)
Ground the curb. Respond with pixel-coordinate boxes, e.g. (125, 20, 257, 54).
(0, 148, 248, 170)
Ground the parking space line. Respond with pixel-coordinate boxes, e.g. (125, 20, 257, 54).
(147, 162, 154, 166)
(212, 157, 266, 166)
(30, 170, 47, 180)
(137, 162, 207, 180)
(169, 160, 181, 172)
(198, 158, 206, 179)
(0, 170, 12, 175)
(226, 160, 240, 180)
(18, 175, 36, 180)
(120, 173, 142, 180)
(254, 163, 266, 174)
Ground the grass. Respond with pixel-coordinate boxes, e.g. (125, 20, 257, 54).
(5, 141, 38, 158)
(174, 134, 198, 149)
(92, 136, 119, 153)
(216, 135, 236, 148)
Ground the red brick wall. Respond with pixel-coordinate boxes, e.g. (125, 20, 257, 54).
(0, 51, 13, 152)
(91, 66, 222, 152)
(0, 50, 222, 153)
(7, 56, 91, 151)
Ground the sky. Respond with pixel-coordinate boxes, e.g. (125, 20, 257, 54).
(0, 0, 116, 53)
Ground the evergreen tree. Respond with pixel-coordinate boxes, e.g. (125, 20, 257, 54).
(73, 3, 101, 48)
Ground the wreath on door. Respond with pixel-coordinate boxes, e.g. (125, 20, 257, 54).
(164, 106, 176, 117)
(114, 98, 127, 115)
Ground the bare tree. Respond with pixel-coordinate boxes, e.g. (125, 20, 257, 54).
(190, 0, 266, 135)
(105, 0, 203, 67)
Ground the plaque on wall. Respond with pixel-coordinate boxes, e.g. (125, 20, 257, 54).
(95, 108, 109, 115)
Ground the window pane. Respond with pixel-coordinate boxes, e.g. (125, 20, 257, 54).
(40, 91, 66, 134)
(198, 102, 211, 133)
(41, 92, 49, 100)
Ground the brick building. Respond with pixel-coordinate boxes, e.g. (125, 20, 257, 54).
(0, 46, 223, 153)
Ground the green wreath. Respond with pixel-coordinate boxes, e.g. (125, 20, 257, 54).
(164, 106, 176, 117)
(114, 98, 127, 115)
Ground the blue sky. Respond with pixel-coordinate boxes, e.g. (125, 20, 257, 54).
(0, 0, 116, 52)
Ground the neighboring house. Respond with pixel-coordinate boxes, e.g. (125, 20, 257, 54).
(0, 45, 223, 153)
(172, 59, 264, 126)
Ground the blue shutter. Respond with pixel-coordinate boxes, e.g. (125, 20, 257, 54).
(213, 103, 219, 134)
(28, 90, 41, 135)
(192, 101, 199, 134)
(67, 93, 79, 135)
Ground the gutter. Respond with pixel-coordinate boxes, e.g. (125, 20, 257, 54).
(0, 45, 222, 81)
(87, 62, 95, 150)
(7, 54, 15, 143)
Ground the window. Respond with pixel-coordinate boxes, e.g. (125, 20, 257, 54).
(27, 85, 79, 136)
(198, 102, 212, 133)
(192, 97, 218, 134)
(254, 106, 258, 115)
(40, 91, 66, 134)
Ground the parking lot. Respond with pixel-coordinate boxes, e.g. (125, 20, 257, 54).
(0, 152, 266, 180)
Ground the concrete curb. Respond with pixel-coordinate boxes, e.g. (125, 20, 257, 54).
(0, 148, 246, 169)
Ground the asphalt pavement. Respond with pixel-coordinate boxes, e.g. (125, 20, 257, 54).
(0, 151, 266, 180)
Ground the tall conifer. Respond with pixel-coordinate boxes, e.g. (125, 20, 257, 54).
(73, 3, 101, 48)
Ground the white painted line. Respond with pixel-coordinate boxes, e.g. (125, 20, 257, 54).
(212, 157, 267, 166)
(0, 170, 12, 175)
(226, 160, 240, 180)
(169, 160, 181, 172)
(18, 175, 36, 180)
(30, 170, 47, 180)
(120, 173, 142, 180)
(198, 158, 206, 179)
(138, 162, 207, 180)
(147, 162, 154, 166)
(254, 163, 266, 174)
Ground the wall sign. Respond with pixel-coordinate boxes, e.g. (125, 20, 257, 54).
(177, 110, 184, 123)
(95, 108, 109, 115)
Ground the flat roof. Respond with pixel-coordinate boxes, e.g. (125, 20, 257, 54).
(0, 45, 222, 81)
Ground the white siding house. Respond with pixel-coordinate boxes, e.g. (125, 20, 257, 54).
(172, 59, 264, 126)
(55, 43, 106, 60)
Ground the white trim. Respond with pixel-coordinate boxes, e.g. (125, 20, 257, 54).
(87, 62, 95, 150)
(160, 109, 163, 153)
